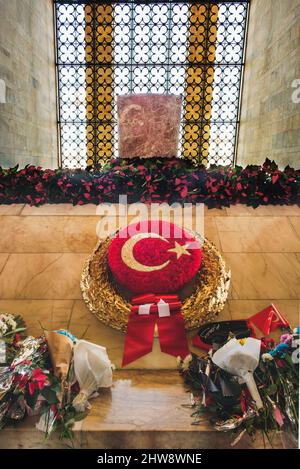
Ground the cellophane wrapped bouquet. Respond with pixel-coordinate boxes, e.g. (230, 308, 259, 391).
(0, 315, 113, 443)
(178, 331, 299, 447)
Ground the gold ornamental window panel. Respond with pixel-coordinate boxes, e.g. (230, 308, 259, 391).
(183, 3, 219, 165)
(55, 2, 249, 169)
(85, 3, 114, 168)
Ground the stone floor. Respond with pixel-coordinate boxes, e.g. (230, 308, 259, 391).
(0, 202, 299, 448)
(0, 370, 285, 449)
(0, 203, 299, 368)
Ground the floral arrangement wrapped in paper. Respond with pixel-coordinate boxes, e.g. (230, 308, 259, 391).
(0, 318, 113, 442)
(179, 325, 299, 447)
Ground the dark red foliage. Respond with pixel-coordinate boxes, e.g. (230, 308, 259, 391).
(0, 158, 299, 208)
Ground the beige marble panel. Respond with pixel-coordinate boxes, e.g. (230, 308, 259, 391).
(0, 253, 9, 273)
(0, 299, 73, 336)
(204, 206, 227, 217)
(228, 299, 299, 332)
(68, 300, 231, 369)
(0, 417, 67, 449)
(225, 205, 259, 217)
(0, 370, 283, 449)
(289, 216, 300, 239)
(225, 205, 300, 217)
(204, 217, 221, 249)
(0, 216, 99, 253)
(0, 253, 86, 299)
(21, 204, 100, 216)
(80, 428, 282, 450)
(77, 370, 283, 448)
(7, 203, 300, 219)
(223, 252, 300, 300)
(216, 217, 300, 252)
(81, 370, 210, 432)
(0, 204, 24, 215)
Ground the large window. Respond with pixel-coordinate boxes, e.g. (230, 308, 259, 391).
(55, 1, 249, 168)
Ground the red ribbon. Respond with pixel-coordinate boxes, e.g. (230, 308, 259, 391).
(122, 294, 190, 367)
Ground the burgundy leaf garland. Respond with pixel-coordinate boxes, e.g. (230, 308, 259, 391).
(0, 158, 299, 208)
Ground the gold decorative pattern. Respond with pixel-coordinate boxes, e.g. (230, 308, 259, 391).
(183, 3, 219, 165)
(81, 234, 231, 333)
(85, 3, 114, 167)
(56, 2, 248, 168)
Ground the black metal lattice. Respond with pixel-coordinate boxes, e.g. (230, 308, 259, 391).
(54, 0, 249, 168)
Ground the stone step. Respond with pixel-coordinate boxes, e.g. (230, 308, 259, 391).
(0, 370, 284, 449)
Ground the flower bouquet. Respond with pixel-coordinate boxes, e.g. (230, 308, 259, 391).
(36, 331, 113, 442)
(0, 336, 49, 429)
(178, 329, 299, 447)
(0, 325, 113, 444)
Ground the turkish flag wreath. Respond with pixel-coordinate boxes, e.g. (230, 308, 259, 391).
(108, 220, 203, 366)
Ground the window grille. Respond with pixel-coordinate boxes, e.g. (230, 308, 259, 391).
(54, 0, 249, 168)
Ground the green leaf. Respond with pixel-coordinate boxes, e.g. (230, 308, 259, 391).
(266, 383, 277, 395)
(74, 411, 88, 422)
(26, 389, 39, 409)
(41, 386, 59, 405)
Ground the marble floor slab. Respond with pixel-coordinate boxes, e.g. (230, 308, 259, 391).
(0, 203, 297, 449)
(0, 253, 86, 299)
(216, 216, 300, 252)
(0, 203, 299, 369)
(289, 216, 300, 238)
(0, 370, 284, 449)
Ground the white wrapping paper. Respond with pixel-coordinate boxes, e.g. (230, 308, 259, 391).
(72, 340, 113, 412)
(212, 338, 263, 410)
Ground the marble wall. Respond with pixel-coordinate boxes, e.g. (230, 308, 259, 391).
(237, 0, 300, 169)
(0, 0, 57, 168)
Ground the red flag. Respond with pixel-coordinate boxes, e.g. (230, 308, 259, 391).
(249, 304, 290, 335)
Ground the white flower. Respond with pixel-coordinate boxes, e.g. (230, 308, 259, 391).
(181, 354, 192, 372)
(0, 320, 8, 337)
(0, 313, 17, 333)
(262, 353, 274, 362)
(176, 356, 182, 367)
(73, 391, 89, 412)
(0, 313, 18, 338)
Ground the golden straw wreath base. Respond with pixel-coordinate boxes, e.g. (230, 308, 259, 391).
(81, 234, 231, 333)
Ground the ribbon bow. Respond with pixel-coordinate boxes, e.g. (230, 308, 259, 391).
(122, 294, 190, 367)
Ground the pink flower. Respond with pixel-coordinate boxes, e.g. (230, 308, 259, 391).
(273, 406, 284, 426)
(180, 186, 188, 198)
(28, 368, 49, 394)
(35, 182, 44, 193)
